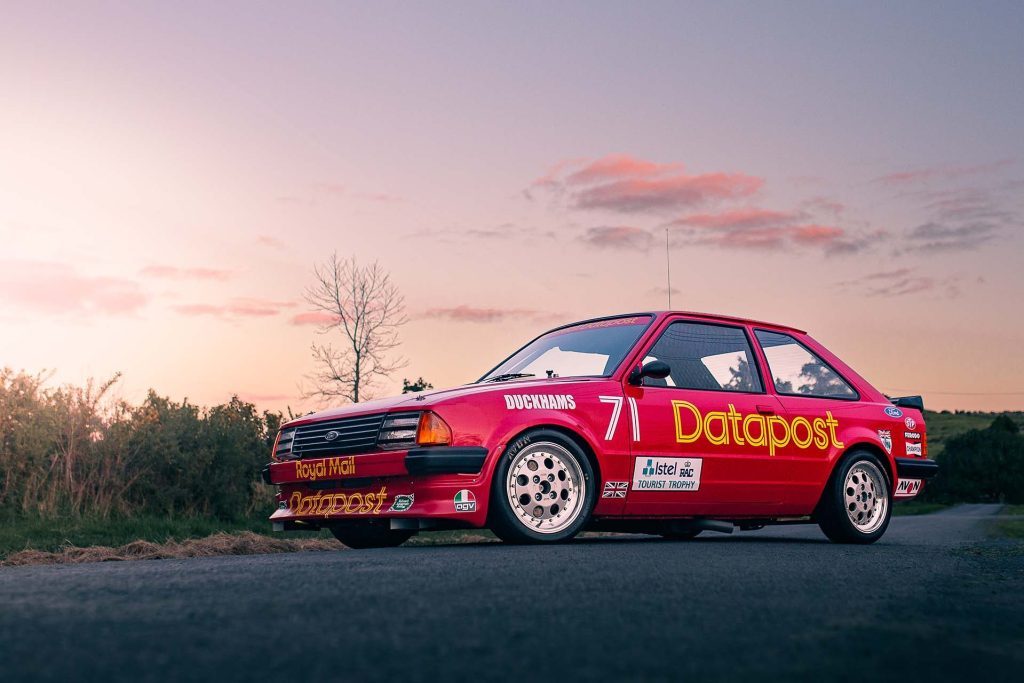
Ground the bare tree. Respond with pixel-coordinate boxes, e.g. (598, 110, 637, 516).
(302, 254, 407, 404)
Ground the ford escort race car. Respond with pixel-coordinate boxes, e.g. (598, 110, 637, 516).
(263, 312, 938, 547)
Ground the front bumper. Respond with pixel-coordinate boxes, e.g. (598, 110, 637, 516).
(263, 446, 491, 529)
(263, 446, 487, 485)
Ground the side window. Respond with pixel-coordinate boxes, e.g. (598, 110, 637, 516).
(643, 322, 762, 393)
(755, 330, 857, 399)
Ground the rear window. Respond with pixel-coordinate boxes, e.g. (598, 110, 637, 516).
(755, 330, 857, 399)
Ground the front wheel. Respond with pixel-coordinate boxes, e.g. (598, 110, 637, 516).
(489, 430, 596, 544)
(816, 450, 892, 544)
(330, 522, 415, 549)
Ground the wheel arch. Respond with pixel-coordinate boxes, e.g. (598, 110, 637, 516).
(500, 423, 603, 486)
(816, 441, 895, 511)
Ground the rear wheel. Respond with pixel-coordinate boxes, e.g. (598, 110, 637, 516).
(817, 450, 891, 544)
(330, 522, 415, 549)
(489, 430, 596, 544)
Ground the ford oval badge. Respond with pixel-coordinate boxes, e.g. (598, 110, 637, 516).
(324, 430, 340, 441)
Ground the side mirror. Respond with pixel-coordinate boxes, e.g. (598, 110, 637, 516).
(628, 360, 671, 385)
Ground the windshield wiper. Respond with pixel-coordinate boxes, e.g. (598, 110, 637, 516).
(482, 372, 536, 383)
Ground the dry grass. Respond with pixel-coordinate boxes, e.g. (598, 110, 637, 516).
(1, 531, 341, 567)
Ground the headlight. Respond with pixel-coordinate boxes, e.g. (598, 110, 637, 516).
(377, 411, 451, 449)
(273, 428, 296, 461)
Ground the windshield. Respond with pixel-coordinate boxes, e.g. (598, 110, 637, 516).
(480, 316, 653, 382)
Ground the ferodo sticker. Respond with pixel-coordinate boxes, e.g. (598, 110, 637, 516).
(454, 489, 477, 512)
(895, 479, 922, 498)
(287, 487, 388, 517)
(632, 457, 702, 492)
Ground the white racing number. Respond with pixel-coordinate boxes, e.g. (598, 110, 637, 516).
(599, 396, 639, 442)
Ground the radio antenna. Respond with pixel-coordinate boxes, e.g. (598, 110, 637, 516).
(665, 227, 672, 309)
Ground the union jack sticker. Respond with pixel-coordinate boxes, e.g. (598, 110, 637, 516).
(602, 481, 628, 498)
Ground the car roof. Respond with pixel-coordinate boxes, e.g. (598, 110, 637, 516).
(550, 311, 807, 335)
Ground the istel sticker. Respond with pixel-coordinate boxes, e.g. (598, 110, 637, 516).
(632, 457, 703, 492)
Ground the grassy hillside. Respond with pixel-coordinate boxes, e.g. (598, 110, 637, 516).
(922, 410, 1024, 455)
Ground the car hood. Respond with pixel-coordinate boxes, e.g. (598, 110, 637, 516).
(283, 377, 605, 427)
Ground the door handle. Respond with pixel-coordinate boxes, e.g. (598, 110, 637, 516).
(756, 404, 775, 416)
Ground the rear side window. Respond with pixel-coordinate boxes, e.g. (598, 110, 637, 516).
(643, 322, 762, 393)
(755, 330, 856, 399)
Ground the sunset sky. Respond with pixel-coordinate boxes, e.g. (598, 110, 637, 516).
(2, 2, 1022, 412)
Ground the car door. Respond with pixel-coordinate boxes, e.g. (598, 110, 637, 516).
(623, 318, 785, 517)
(752, 329, 860, 515)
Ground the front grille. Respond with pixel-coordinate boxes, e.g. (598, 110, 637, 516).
(286, 413, 388, 459)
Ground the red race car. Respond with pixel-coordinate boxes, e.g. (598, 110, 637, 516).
(264, 312, 937, 547)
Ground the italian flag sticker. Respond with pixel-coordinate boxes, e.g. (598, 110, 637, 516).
(454, 489, 477, 512)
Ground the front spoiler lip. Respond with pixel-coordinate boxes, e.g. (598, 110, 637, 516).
(264, 446, 489, 485)
(405, 447, 487, 475)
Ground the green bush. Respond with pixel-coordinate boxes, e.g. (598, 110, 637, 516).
(0, 369, 280, 521)
(924, 415, 1024, 504)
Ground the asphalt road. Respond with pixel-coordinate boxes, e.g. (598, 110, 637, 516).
(1, 505, 1021, 682)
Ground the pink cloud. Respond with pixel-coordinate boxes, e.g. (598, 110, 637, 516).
(835, 269, 943, 298)
(0, 260, 147, 316)
(672, 208, 804, 230)
(256, 235, 285, 248)
(565, 155, 682, 185)
(873, 159, 1014, 186)
(422, 306, 542, 323)
(532, 154, 763, 213)
(579, 226, 654, 250)
(290, 311, 342, 326)
(173, 298, 296, 319)
(687, 223, 849, 250)
(670, 207, 862, 253)
(140, 265, 233, 281)
(791, 224, 846, 244)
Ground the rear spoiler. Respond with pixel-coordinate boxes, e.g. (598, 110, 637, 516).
(888, 395, 924, 411)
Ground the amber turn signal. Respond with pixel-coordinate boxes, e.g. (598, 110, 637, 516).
(416, 411, 452, 446)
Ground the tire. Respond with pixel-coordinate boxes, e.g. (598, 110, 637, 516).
(816, 449, 892, 544)
(330, 522, 415, 549)
(489, 430, 596, 544)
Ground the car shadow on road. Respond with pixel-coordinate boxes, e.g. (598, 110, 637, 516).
(400, 531, 831, 552)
